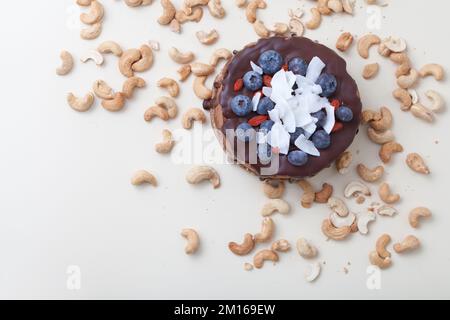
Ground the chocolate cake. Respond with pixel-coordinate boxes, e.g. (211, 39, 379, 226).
(204, 36, 362, 180)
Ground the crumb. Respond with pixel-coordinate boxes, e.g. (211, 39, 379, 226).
(343, 267, 349, 274)
(356, 196, 366, 204)
(347, 261, 351, 266)
(435, 140, 439, 144)
(244, 263, 253, 271)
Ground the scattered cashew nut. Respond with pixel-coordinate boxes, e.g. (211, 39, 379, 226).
(56, 51, 74, 76)
(253, 249, 279, 269)
(261, 199, 290, 217)
(321, 218, 351, 241)
(254, 217, 274, 243)
(357, 211, 376, 235)
(186, 165, 220, 188)
(155, 129, 175, 154)
(314, 183, 333, 204)
(394, 235, 420, 254)
(181, 228, 200, 255)
(379, 141, 403, 163)
(409, 207, 432, 228)
(425, 90, 445, 113)
(131, 170, 158, 186)
(344, 181, 371, 198)
(157, 77, 180, 98)
(169, 47, 195, 64)
(193, 76, 213, 100)
(419, 64, 445, 81)
(335, 151, 352, 174)
(298, 180, 315, 208)
(357, 34, 381, 59)
(271, 239, 291, 252)
(262, 180, 285, 199)
(296, 238, 318, 259)
(406, 153, 430, 175)
(67, 92, 95, 112)
(327, 197, 349, 217)
(182, 108, 207, 129)
(196, 29, 219, 45)
(378, 182, 400, 204)
(228, 233, 255, 256)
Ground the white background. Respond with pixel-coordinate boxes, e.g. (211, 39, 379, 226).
(0, 0, 449, 299)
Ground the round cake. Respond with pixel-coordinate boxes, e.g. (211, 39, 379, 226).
(204, 37, 362, 180)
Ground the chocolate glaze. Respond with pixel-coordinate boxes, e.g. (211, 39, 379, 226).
(206, 37, 362, 180)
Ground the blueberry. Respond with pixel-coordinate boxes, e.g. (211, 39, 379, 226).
(335, 106, 353, 122)
(290, 127, 305, 144)
(288, 57, 308, 76)
(259, 120, 274, 133)
(230, 95, 253, 117)
(316, 73, 337, 97)
(236, 123, 256, 142)
(311, 130, 331, 149)
(311, 110, 327, 128)
(258, 143, 272, 164)
(287, 150, 309, 166)
(258, 50, 283, 75)
(257, 97, 275, 115)
(243, 71, 263, 91)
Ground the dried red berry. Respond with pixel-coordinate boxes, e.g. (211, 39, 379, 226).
(234, 79, 243, 91)
(253, 90, 264, 97)
(331, 99, 341, 108)
(332, 122, 344, 132)
(263, 75, 272, 87)
(248, 115, 268, 127)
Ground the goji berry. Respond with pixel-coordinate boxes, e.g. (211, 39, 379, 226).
(248, 115, 269, 127)
(263, 75, 272, 87)
(332, 122, 344, 132)
(234, 79, 243, 91)
(331, 99, 341, 108)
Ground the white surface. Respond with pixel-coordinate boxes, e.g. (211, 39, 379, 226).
(0, 0, 449, 299)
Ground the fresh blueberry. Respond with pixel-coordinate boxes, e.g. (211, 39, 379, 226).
(257, 97, 275, 115)
(230, 95, 253, 117)
(258, 143, 272, 164)
(311, 110, 327, 128)
(243, 71, 263, 91)
(288, 57, 308, 76)
(290, 127, 305, 144)
(316, 73, 337, 97)
(311, 130, 331, 149)
(236, 123, 256, 142)
(287, 150, 309, 166)
(335, 106, 353, 122)
(259, 120, 274, 133)
(258, 50, 283, 75)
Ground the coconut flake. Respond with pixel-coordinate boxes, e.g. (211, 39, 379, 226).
(323, 104, 336, 134)
(252, 92, 261, 112)
(306, 56, 325, 82)
(267, 122, 291, 155)
(250, 61, 263, 74)
(262, 86, 272, 97)
(294, 134, 320, 156)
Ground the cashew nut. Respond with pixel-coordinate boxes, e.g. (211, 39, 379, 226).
(369, 107, 392, 131)
(182, 108, 207, 129)
(80, 50, 104, 66)
(357, 211, 376, 235)
(304, 262, 321, 282)
(383, 36, 406, 53)
(369, 251, 392, 269)
(321, 218, 351, 241)
(132, 45, 153, 72)
(330, 211, 356, 228)
(378, 42, 391, 57)
(411, 103, 434, 123)
(397, 69, 419, 89)
(196, 29, 219, 45)
(376, 205, 398, 217)
(362, 109, 381, 124)
(379, 141, 403, 163)
(183, 0, 209, 14)
(177, 64, 192, 81)
(344, 181, 371, 198)
(144, 106, 170, 122)
(335, 151, 352, 174)
(356, 164, 384, 182)
(328, 0, 343, 12)
(425, 90, 445, 113)
(193, 76, 213, 100)
(170, 18, 181, 33)
(253, 20, 270, 38)
(155, 129, 175, 154)
(56, 51, 74, 76)
(97, 41, 123, 57)
(208, 0, 226, 18)
(244, 263, 253, 271)
(393, 88, 412, 111)
(101, 92, 126, 112)
(409, 207, 432, 228)
(131, 170, 158, 186)
(269, 22, 289, 36)
(298, 180, 315, 209)
(157, 78, 180, 98)
(261, 199, 290, 217)
(262, 180, 285, 199)
(394, 235, 420, 254)
(362, 63, 379, 80)
(235, 0, 247, 8)
(327, 197, 349, 217)
(336, 32, 354, 52)
(181, 228, 200, 255)
(77, 0, 93, 6)
(209, 48, 232, 67)
(342, 0, 355, 14)
(93, 80, 115, 99)
(419, 64, 445, 81)
(80, 0, 104, 25)
(253, 249, 279, 269)
(186, 165, 220, 188)
(67, 92, 95, 112)
(271, 239, 291, 252)
(169, 47, 195, 64)
(158, 0, 176, 25)
(376, 234, 391, 259)
(289, 18, 305, 37)
(122, 76, 146, 99)
(118, 49, 141, 78)
(378, 182, 400, 204)
(254, 217, 274, 243)
(245, 0, 266, 23)
(156, 96, 178, 119)
(175, 7, 204, 23)
(406, 153, 430, 175)
(296, 238, 318, 259)
(80, 22, 102, 40)
(305, 8, 321, 30)
(190, 62, 215, 77)
(228, 233, 255, 256)
(367, 128, 394, 145)
(314, 183, 333, 204)
(357, 34, 381, 59)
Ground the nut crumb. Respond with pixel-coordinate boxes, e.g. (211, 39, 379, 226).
(244, 263, 253, 271)
(356, 196, 366, 204)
